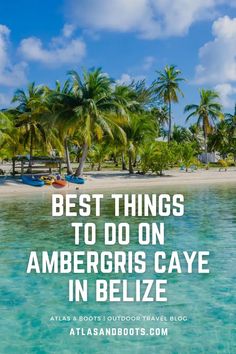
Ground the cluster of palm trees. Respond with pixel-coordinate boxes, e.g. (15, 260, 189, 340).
(0, 65, 235, 175)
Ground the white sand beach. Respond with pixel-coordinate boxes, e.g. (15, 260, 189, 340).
(0, 168, 236, 196)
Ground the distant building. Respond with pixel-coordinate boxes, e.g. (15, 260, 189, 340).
(198, 152, 221, 163)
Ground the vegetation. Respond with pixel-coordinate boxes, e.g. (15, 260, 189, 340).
(153, 65, 184, 143)
(184, 89, 223, 163)
(1, 65, 236, 176)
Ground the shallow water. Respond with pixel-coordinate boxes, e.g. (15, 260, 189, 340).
(0, 184, 236, 353)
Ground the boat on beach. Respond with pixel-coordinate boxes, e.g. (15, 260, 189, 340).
(39, 174, 67, 188)
(52, 179, 67, 188)
(65, 175, 85, 184)
(22, 175, 45, 187)
(40, 175, 55, 185)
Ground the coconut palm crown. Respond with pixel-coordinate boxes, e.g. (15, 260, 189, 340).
(153, 65, 185, 142)
(184, 89, 223, 161)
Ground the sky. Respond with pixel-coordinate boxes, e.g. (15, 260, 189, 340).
(1, 0, 236, 125)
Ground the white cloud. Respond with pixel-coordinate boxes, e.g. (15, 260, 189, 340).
(116, 56, 155, 86)
(19, 25, 86, 66)
(215, 83, 236, 108)
(62, 23, 75, 38)
(150, 0, 218, 38)
(66, 0, 153, 34)
(212, 15, 236, 38)
(65, 0, 233, 39)
(0, 24, 27, 87)
(116, 74, 134, 86)
(116, 73, 146, 85)
(142, 56, 155, 71)
(195, 16, 236, 84)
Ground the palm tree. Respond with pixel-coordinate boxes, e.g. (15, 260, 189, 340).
(68, 68, 126, 176)
(11, 83, 49, 172)
(172, 125, 192, 143)
(46, 80, 76, 174)
(113, 80, 156, 173)
(0, 127, 25, 160)
(224, 103, 236, 162)
(150, 106, 169, 128)
(0, 111, 12, 145)
(189, 123, 201, 141)
(225, 103, 236, 140)
(184, 89, 223, 163)
(124, 112, 157, 173)
(112, 82, 144, 172)
(208, 121, 229, 158)
(153, 65, 184, 142)
(88, 142, 109, 171)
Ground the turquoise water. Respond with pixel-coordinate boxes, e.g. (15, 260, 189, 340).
(0, 184, 236, 354)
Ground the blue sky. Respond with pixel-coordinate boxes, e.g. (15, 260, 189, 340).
(1, 0, 236, 125)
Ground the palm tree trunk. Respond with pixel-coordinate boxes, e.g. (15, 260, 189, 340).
(168, 96, 172, 143)
(75, 143, 88, 176)
(128, 151, 134, 174)
(28, 127, 33, 173)
(64, 138, 73, 175)
(97, 162, 101, 171)
(203, 129, 208, 164)
(122, 152, 127, 170)
(113, 154, 118, 167)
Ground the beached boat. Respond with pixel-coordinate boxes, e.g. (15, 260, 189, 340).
(40, 175, 55, 185)
(52, 179, 67, 188)
(65, 175, 85, 184)
(22, 175, 44, 187)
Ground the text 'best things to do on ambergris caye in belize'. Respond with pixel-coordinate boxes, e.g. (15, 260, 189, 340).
(26, 193, 210, 303)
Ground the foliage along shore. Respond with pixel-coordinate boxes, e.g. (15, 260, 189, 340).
(1, 65, 236, 176)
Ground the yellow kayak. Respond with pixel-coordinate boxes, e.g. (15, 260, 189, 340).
(40, 176, 55, 185)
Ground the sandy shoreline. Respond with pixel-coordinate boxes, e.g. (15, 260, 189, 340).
(0, 168, 236, 197)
